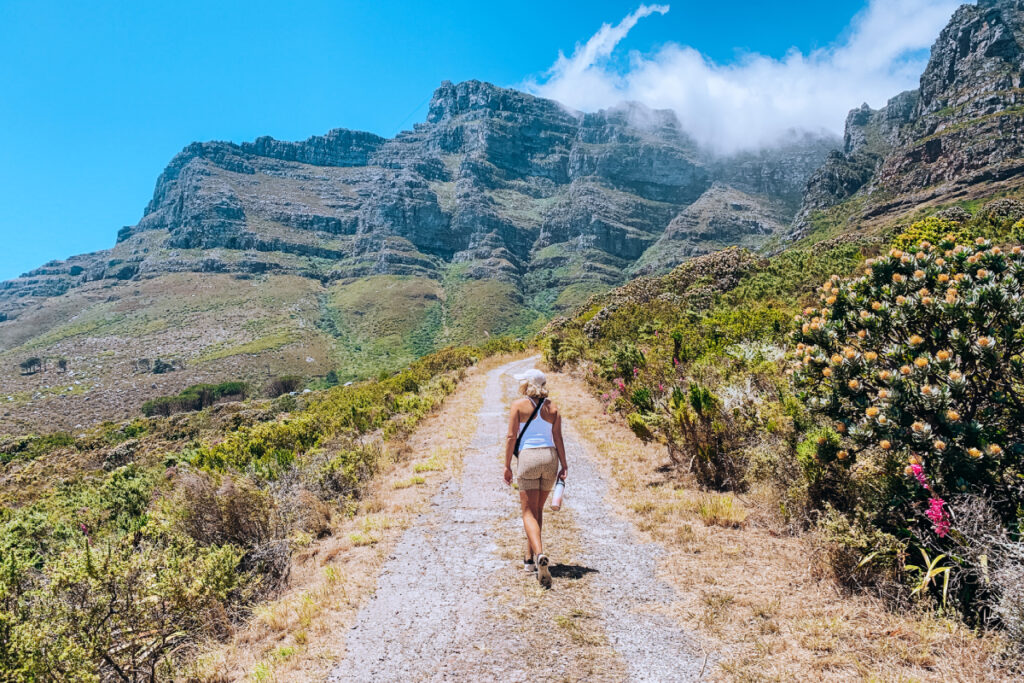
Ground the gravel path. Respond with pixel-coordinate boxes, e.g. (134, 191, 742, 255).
(328, 357, 703, 682)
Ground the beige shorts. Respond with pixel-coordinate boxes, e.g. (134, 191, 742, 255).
(517, 447, 559, 491)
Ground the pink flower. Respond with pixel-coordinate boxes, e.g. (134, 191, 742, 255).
(658, 383, 665, 391)
(633, 367, 640, 376)
(673, 358, 680, 366)
(926, 497, 950, 537)
(910, 463, 930, 490)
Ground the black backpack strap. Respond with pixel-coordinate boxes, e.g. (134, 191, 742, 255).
(513, 398, 544, 457)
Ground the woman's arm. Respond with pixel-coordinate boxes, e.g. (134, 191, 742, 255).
(551, 409, 568, 480)
(504, 401, 520, 484)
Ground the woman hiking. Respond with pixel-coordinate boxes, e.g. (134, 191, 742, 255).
(503, 368, 568, 588)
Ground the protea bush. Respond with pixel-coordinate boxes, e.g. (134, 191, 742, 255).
(791, 236, 1024, 570)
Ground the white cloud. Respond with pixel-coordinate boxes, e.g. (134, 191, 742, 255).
(524, 0, 961, 154)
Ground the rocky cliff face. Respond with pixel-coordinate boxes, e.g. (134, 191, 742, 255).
(1, 80, 835, 327)
(793, 0, 1024, 237)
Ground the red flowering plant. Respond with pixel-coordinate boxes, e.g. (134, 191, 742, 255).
(790, 236, 1024, 550)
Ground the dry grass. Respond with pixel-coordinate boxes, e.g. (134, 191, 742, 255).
(185, 352, 525, 681)
(696, 493, 748, 528)
(546, 370, 1019, 682)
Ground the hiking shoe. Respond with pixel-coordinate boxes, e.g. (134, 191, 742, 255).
(536, 554, 551, 588)
(523, 558, 537, 573)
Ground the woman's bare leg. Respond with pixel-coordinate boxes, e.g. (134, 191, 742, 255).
(520, 490, 543, 557)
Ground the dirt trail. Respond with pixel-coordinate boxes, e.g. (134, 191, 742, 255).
(328, 357, 703, 682)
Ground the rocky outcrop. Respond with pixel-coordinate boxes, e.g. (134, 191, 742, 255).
(1, 80, 835, 323)
(630, 183, 788, 275)
(792, 0, 1024, 238)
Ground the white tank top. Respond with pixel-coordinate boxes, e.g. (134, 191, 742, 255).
(518, 398, 555, 449)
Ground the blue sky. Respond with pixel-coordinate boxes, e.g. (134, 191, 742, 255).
(0, 0, 949, 280)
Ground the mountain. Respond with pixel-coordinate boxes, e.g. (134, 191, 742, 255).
(793, 0, 1024, 239)
(0, 81, 834, 432)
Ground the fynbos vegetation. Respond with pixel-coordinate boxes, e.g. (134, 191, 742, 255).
(542, 202, 1024, 649)
(0, 338, 522, 680)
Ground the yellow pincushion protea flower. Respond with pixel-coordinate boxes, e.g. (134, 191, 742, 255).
(946, 409, 960, 421)
(900, 365, 912, 375)
(909, 455, 921, 465)
(922, 296, 934, 305)
(913, 269, 925, 279)
(844, 348, 857, 359)
(1013, 246, 1022, 255)
(909, 334, 925, 346)
(823, 367, 833, 377)
(977, 269, 989, 279)
(878, 389, 890, 399)
(865, 406, 879, 417)
(890, 249, 903, 259)
(892, 273, 906, 283)
(987, 444, 1003, 455)
(937, 273, 949, 283)
(871, 301, 882, 311)
(949, 370, 963, 382)
(831, 354, 843, 365)
(879, 370, 892, 380)
(896, 295, 907, 304)
(904, 465, 915, 476)
(912, 421, 926, 433)
(880, 440, 892, 450)
(968, 447, 983, 459)
(826, 295, 837, 305)
(835, 422, 846, 433)
(977, 336, 995, 349)
(936, 257, 947, 266)
(933, 440, 946, 451)
(936, 350, 951, 361)
(914, 357, 928, 368)
(921, 385, 935, 396)
(836, 450, 849, 460)
(864, 351, 878, 362)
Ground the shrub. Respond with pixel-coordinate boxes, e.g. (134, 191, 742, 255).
(544, 332, 586, 370)
(151, 358, 175, 374)
(665, 383, 746, 490)
(142, 381, 249, 416)
(266, 375, 304, 398)
(0, 432, 77, 463)
(626, 412, 655, 441)
(597, 342, 645, 383)
(17, 358, 41, 375)
(792, 237, 1024, 609)
(892, 217, 976, 251)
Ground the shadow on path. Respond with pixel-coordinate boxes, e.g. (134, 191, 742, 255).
(550, 563, 599, 580)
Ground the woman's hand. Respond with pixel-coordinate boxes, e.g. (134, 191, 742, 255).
(504, 466, 514, 486)
(558, 465, 568, 481)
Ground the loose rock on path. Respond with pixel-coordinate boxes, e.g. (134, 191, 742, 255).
(329, 357, 704, 682)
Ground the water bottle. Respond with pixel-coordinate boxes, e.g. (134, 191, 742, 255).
(550, 480, 565, 511)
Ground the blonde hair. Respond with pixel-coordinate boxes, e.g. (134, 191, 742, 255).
(519, 377, 549, 400)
